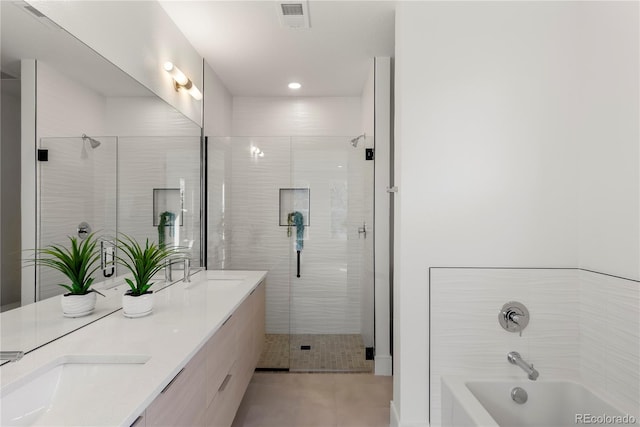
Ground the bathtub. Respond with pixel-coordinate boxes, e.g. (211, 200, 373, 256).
(442, 377, 638, 427)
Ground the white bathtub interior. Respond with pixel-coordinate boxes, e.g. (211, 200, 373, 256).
(442, 377, 637, 427)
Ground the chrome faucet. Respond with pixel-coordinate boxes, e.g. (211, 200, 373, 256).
(0, 351, 24, 362)
(165, 256, 191, 283)
(183, 258, 191, 283)
(508, 351, 539, 381)
(165, 259, 173, 282)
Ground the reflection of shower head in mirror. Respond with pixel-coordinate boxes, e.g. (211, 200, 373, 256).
(81, 134, 101, 159)
(350, 134, 365, 147)
(82, 134, 101, 149)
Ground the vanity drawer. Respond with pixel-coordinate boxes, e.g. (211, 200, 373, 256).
(205, 360, 246, 427)
(145, 345, 206, 427)
(206, 312, 238, 404)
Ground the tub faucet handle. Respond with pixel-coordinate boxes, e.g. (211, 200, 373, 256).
(499, 301, 530, 336)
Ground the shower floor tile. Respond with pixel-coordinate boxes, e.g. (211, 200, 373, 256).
(257, 334, 373, 373)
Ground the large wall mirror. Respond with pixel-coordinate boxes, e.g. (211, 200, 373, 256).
(0, 1, 203, 351)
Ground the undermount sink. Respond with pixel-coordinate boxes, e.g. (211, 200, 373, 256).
(1, 354, 150, 426)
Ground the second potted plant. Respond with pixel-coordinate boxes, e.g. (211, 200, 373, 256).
(116, 234, 175, 318)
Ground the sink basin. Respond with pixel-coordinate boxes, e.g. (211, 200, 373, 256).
(1, 354, 150, 426)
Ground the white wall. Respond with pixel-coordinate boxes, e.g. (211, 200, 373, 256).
(27, 0, 203, 127)
(576, 3, 640, 279)
(37, 62, 107, 137)
(203, 62, 233, 138)
(232, 97, 361, 137)
(106, 97, 201, 137)
(393, 2, 639, 426)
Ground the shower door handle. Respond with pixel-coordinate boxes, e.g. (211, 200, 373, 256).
(358, 222, 367, 239)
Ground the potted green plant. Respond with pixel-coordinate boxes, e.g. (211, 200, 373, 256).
(116, 234, 176, 318)
(28, 233, 102, 317)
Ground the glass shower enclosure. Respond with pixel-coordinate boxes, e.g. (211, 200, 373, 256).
(207, 135, 374, 372)
(37, 135, 202, 300)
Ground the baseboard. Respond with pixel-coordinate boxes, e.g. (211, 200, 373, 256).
(390, 400, 401, 427)
(375, 355, 393, 376)
(390, 400, 430, 427)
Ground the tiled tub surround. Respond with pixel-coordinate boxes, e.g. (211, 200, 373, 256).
(430, 268, 639, 426)
(0, 270, 266, 426)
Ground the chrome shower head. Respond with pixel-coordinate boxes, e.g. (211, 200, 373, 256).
(350, 133, 365, 147)
(82, 134, 101, 149)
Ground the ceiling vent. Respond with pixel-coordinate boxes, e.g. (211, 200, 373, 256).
(277, 1, 310, 29)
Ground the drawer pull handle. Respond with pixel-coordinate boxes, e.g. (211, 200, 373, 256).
(161, 368, 185, 394)
(130, 416, 143, 427)
(218, 374, 232, 392)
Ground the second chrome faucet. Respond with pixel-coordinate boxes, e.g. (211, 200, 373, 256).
(508, 351, 539, 381)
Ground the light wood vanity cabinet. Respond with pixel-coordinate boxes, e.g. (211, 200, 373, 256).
(143, 281, 265, 427)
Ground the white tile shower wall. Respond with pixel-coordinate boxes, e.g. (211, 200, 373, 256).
(36, 63, 111, 300)
(207, 137, 232, 270)
(580, 270, 640, 417)
(291, 137, 360, 335)
(228, 97, 367, 336)
(430, 268, 581, 427)
(227, 137, 291, 333)
(222, 136, 365, 335)
(118, 136, 201, 264)
(106, 97, 201, 137)
(232, 97, 361, 137)
(38, 137, 117, 299)
(37, 61, 106, 138)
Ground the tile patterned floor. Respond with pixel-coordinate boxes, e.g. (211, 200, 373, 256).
(257, 334, 374, 373)
(231, 372, 392, 427)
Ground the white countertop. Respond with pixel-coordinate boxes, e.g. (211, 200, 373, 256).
(0, 269, 267, 427)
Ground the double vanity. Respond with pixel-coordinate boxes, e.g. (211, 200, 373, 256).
(0, 270, 267, 427)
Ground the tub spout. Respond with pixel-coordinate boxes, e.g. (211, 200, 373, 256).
(508, 351, 539, 381)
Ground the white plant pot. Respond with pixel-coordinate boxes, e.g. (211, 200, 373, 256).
(61, 292, 97, 318)
(122, 292, 154, 318)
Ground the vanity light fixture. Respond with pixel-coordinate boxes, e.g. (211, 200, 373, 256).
(163, 61, 202, 100)
(288, 82, 302, 90)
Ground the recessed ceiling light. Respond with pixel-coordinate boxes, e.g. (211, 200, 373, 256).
(288, 82, 302, 90)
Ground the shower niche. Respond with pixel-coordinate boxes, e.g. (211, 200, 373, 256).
(279, 188, 310, 227)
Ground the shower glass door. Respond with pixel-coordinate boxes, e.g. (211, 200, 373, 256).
(38, 136, 117, 300)
(206, 135, 374, 372)
(288, 136, 374, 372)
